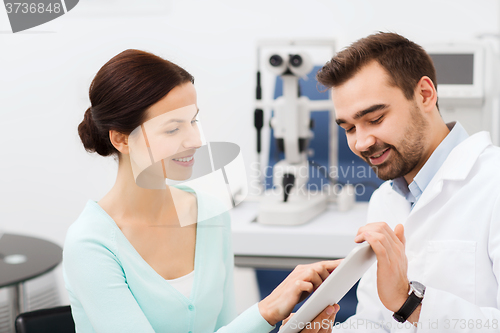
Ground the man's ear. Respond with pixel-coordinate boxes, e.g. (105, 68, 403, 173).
(109, 130, 129, 154)
(415, 76, 438, 114)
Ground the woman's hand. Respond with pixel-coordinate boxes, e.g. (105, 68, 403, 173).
(280, 304, 339, 333)
(258, 260, 342, 326)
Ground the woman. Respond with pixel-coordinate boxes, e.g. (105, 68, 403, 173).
(63, 49, 340, 333)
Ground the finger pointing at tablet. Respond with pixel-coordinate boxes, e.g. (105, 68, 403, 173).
(354, 222, 410, 314)
(278, 242, 376, 333)
(258, 260, 342, 326)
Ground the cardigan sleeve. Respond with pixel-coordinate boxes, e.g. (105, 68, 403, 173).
(213, 212, 276, 333)
(63, 228, 156, 333)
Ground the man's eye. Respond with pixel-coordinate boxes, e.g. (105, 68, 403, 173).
(345, 127, 355, 133)
(369, 116, 384, 124)
(191, 119, 198, 124)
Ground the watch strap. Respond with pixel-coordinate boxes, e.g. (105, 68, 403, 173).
(392, 292, 422, 323)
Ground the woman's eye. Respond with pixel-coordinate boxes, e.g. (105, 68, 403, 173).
(166, 128, 179, 134)
(166, 120, 197, 134)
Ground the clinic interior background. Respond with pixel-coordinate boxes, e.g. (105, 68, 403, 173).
(1, 0, 499, 308)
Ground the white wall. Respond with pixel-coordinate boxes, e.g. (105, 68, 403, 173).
(1, 0, 498, 305)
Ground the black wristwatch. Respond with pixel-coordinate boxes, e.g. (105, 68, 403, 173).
(393, 281, 425, 323)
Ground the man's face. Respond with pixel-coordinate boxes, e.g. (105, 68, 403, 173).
(332, 61, 428, 181)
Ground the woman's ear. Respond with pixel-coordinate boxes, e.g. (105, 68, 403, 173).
(109, 130, 129, 154)
(415, 76, 438, 114)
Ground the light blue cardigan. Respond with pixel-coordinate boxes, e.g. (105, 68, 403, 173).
(63, 186, 275, 333)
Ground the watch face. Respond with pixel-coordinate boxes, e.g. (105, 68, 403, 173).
(410, 281, 425, 298)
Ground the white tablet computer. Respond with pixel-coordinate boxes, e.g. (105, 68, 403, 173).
(279, 242, 376, 333)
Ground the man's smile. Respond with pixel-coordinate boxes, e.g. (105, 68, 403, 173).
(368, 147, 391, 165)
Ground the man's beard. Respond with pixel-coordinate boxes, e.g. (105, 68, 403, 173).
(361, 102, 427, 181)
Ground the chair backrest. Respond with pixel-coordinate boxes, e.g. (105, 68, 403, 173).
(15, 305, 75, 333)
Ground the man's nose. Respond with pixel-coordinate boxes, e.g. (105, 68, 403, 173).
(354, 128, 376, 153)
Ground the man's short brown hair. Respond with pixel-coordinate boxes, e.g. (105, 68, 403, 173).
(316, 32, 437, 102)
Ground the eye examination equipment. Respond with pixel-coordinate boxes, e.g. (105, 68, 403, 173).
(279, 242, 376, 333)
(253, 39, 355, 226)
(229, 37, 500, 266)
(425, 39, 500, 145)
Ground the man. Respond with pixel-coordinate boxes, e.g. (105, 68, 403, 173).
(316, 32, 500, 332)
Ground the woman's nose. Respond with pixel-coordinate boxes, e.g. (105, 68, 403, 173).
(183, 124, 203, 149)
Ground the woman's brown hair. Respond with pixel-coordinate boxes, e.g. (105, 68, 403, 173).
(78, 49, 194, 156)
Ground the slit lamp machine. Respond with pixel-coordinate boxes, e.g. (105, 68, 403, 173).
(252, 40, 355, 226)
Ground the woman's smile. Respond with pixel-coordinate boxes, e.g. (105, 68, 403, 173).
(172, 154, 194, 167)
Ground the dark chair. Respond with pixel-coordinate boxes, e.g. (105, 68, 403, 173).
(15, 305, 75, 333)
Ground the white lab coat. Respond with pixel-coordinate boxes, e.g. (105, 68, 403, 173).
(340, 131, 500, 333)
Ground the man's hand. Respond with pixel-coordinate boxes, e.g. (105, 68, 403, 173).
(280, 304, 339, 333)
(354, 223, 410, 313)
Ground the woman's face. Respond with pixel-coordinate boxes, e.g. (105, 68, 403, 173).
(128, 82, 203, 187)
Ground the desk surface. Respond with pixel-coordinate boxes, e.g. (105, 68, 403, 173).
(0, 233, 62, 288)
(229, 200, 369, 265)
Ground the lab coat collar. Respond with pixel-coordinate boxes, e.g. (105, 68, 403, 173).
(409, 130, 492, 216)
